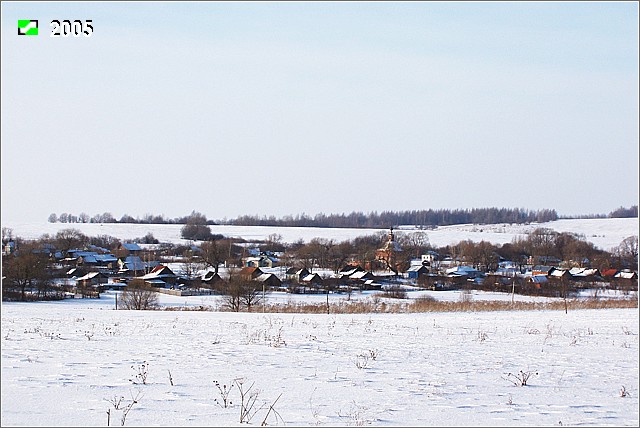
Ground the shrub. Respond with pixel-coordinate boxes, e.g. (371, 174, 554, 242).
(381, 285, 408, 299)
(119, 279, 159, 310)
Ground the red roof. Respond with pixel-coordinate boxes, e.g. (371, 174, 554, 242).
(601, 269, 618, 277)
(239, 267, 263, 278)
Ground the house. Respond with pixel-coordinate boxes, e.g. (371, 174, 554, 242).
(532, 265, 555, 276)
(495, 266, 519, 277)
(528, 275, 549, 286)
(569, 268, 601, 280)
(407, 265, 429, 280)
(141, 265, 177, 287)
(286, 268, 311, 283)
(421, 251, 439, 266)
(340, 265, 364, 278)
(247, 248, 261, 257)
(75, 272, 109, 289)
(118, 242, 142, 256)
(73, 251, 118, 269)
(88, 244, 110, 253)
(238, 267, 264, 281)
(254, 273, 282, 288)
(75, 251, 99, 265)
(548, 268, 571, 280)
(349, 271, 375, 281)
(66, 267, 85, 278)
(446, 265, 483, 279)
(300, 273, 323, 286)
(94, 254, 118, 268)
(118, 256, 158, 277)
(244, 254, 278, 268)
(362, 279, 382, 290)
(615, 271, 638, 280)
(201, 270, 223, 285)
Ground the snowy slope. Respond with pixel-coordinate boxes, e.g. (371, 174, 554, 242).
(3, 217, 638, 251)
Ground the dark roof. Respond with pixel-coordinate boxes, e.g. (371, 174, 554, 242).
(532, 265, 554, 274)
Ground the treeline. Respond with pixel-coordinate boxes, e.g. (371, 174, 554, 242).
(559, 205, 639, 220)
(608, 205, 638, 218)
(48, 211, 217, 225)
(230, 208, 560, 228)
(47, 205, 638, 229)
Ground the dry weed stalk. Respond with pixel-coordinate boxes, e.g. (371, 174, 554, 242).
(504, 370, 538, 387)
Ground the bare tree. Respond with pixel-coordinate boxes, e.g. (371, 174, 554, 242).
(398, 231, 430, 258)
(200, 239, 227, 274)
(328, 241, 352, 274)
(263, 233, 285, 252)
(218, 277, 263, 312)
(526, 228, 558, 264)
(614, 235, 639, 269)
(295, 243, 318, 273)
(119, 279, 159, 310)
(2, 242, 52, 301)
(55, 228, 88, 255)
(180, 247, 202, 285)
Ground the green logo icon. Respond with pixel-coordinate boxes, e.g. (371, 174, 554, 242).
(18, 20, 38, 36)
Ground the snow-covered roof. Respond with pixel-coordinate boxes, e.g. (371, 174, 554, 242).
(340, 267, 363, 276)
(445, 266, 478, 274)
(301, 273, 322, 282)
(141, 265, 176, 280)
(95, 254, 118, 262)
(76, 272, 107, 281)
(529, 275, 549, 284)
(615, 271, 637, 279)
(350, 271, 373, 279)
(255, 273, 279, 283)
(549, 269, 568, 277)
(569, 268, 600, 277)
(201, 271, 221, 281)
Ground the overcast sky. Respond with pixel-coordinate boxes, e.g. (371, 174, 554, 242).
(2, 1, 638, 225)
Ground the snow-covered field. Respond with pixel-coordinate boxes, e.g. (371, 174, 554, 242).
(1, 294, 638, 427)
(2, 218, 638, 426)
(3, 217, 638, 251)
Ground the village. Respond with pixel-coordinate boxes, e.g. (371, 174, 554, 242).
(2, 225, 637, 303)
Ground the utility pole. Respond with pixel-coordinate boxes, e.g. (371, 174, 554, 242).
(562, 277, 568, 314)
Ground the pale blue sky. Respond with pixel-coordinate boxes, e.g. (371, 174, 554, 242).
(1, 1, 638, 224)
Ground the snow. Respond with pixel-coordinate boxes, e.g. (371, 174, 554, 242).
(2, 218, 638, 426)
(3, 217, 638, 251)
(1, 292, 638, 427)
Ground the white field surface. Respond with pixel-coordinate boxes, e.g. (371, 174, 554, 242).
(3, 217, 638, 251)
(1, 290, 639, 427)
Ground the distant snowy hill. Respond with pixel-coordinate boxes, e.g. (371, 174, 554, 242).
(2, 217, 638, 251)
